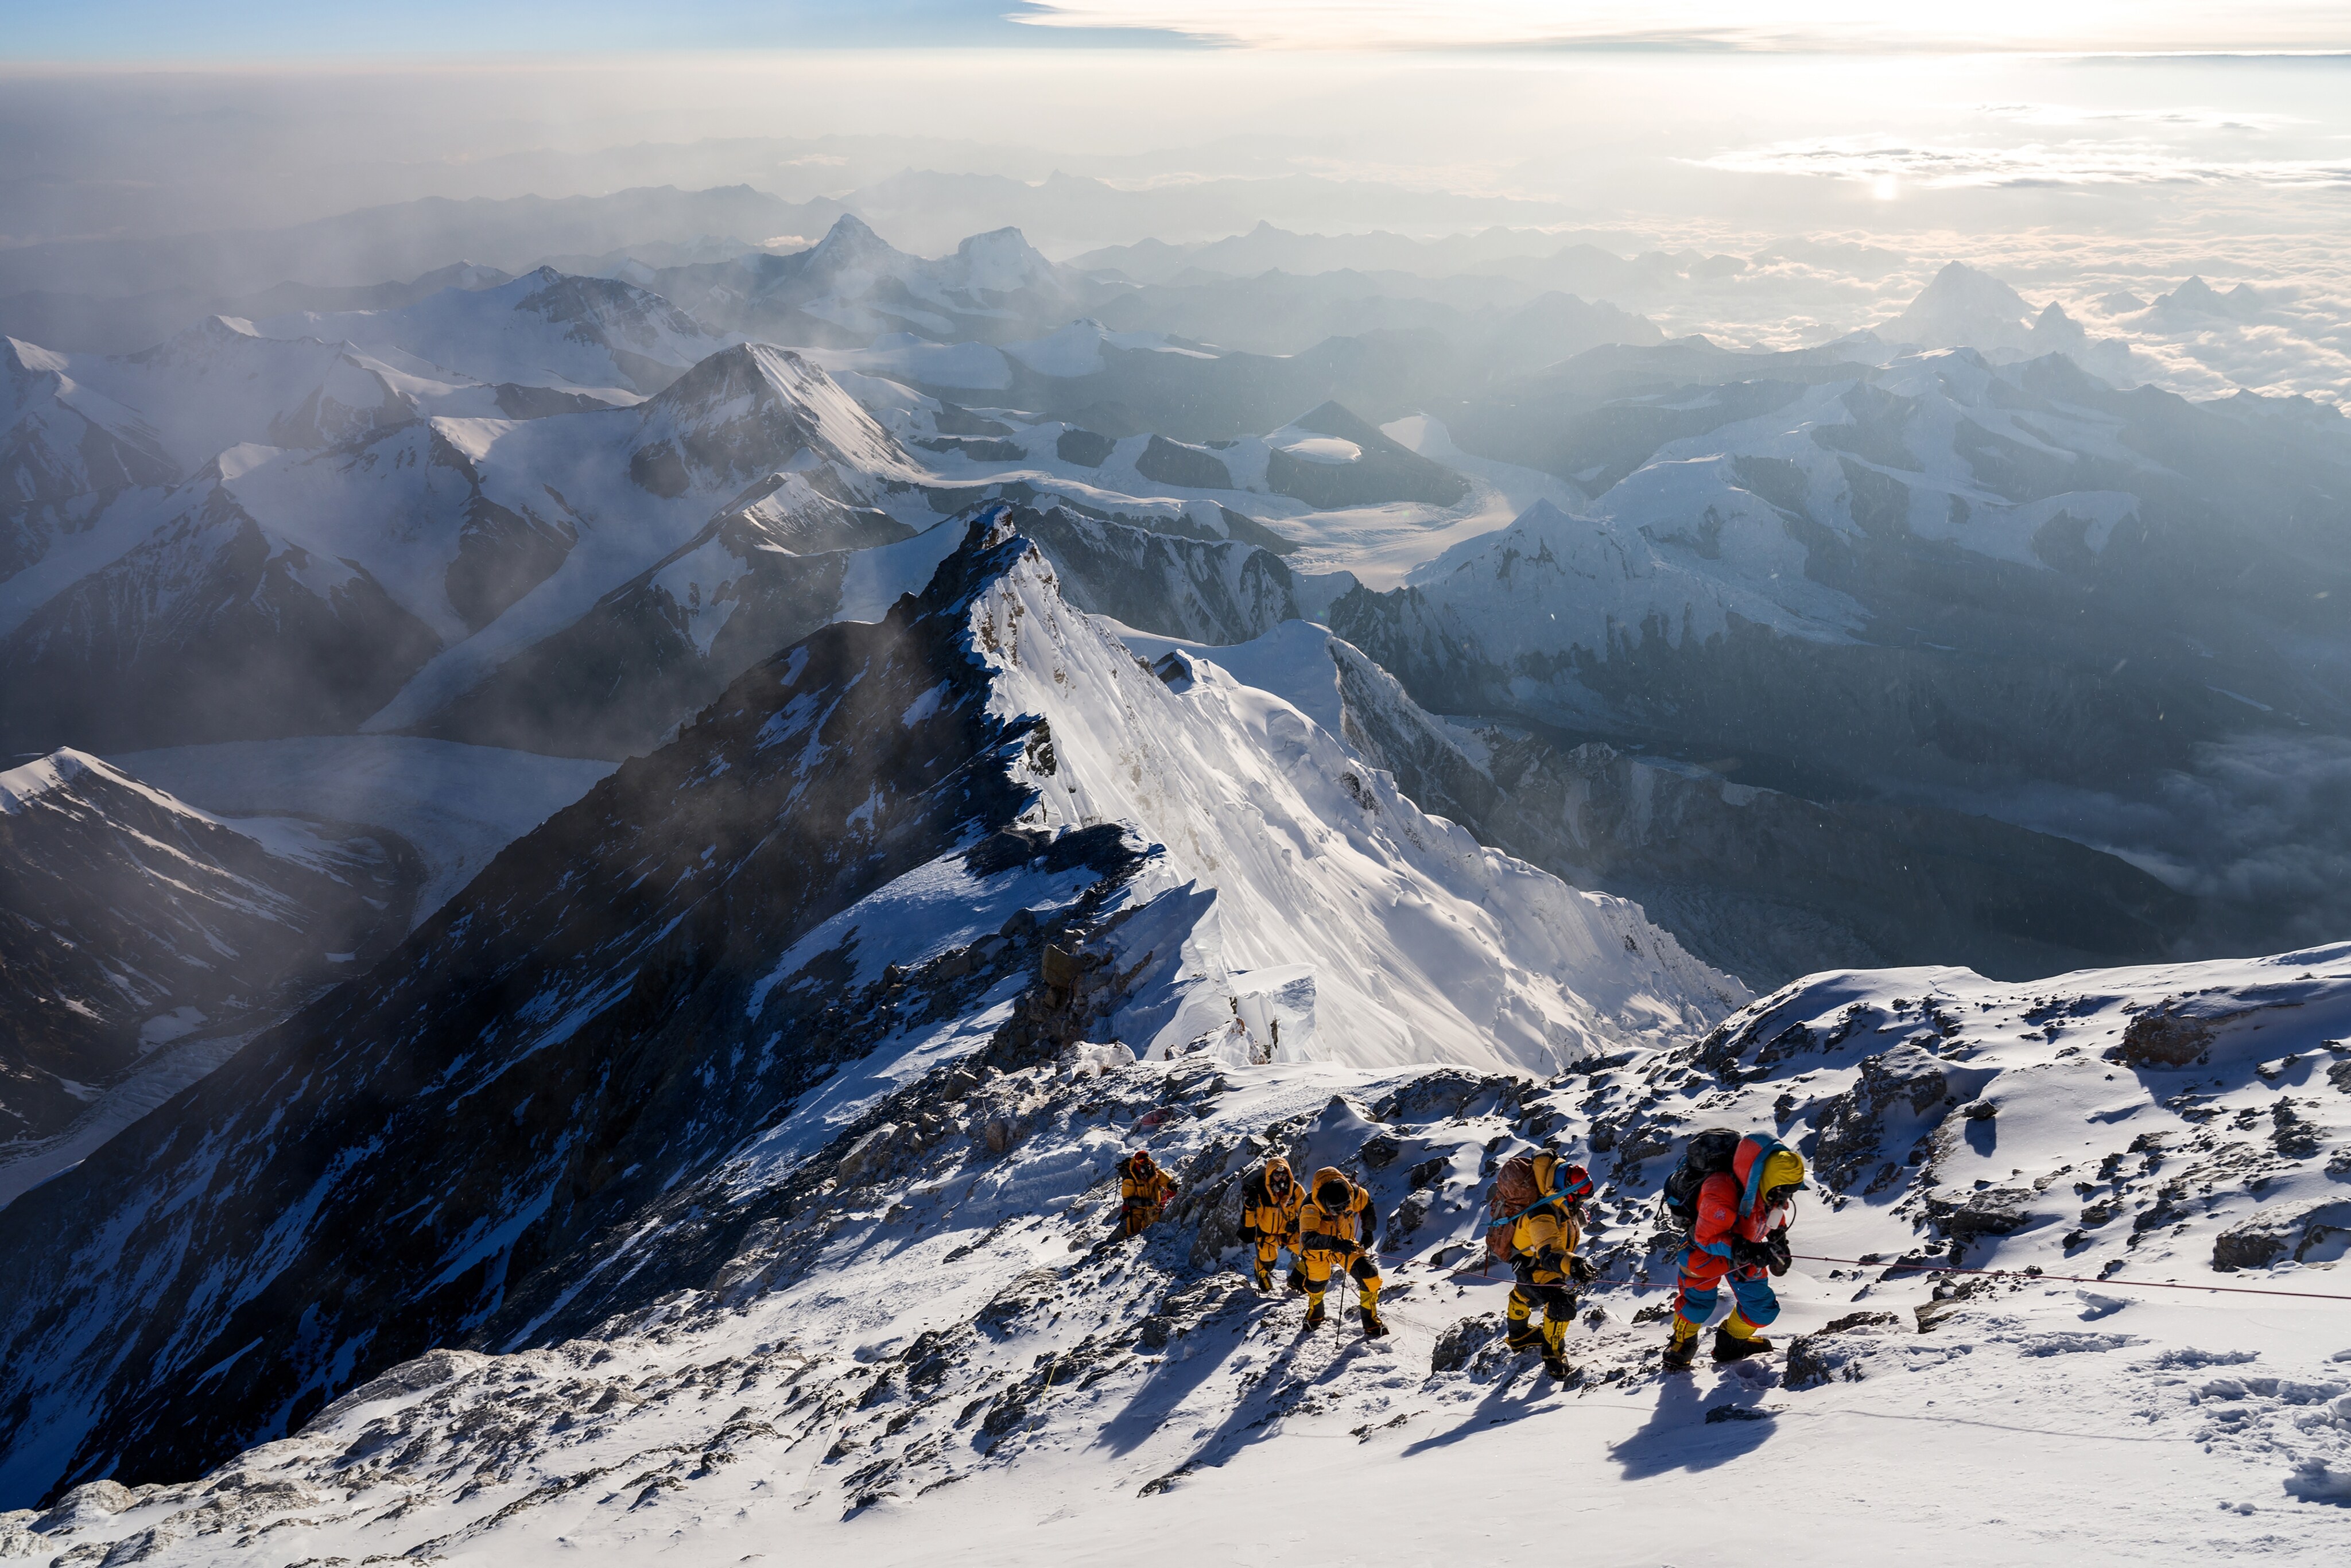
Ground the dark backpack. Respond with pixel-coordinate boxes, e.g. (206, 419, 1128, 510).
(1661, 1128, 1743, 1233)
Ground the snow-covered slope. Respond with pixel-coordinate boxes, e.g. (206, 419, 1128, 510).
(1403, 350, 2170, 666)
(8, 938, 2349, 1563)
(259, 267, 731, 401)
(0, 748, 413, 1150)
(952, 518, 1741, 1070)
(1337, 347, 2351, 822)
(0, 514, 1737, 1512)
(1115, 618, 2196, 992)
(0, 340, 930, 755)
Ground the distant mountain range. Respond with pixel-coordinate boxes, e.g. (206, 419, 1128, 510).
(6, 215, 2348, 1001)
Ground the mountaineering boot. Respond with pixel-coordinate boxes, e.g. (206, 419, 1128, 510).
(1712, 1314, 1774, 1363)
(1660, 1317, 1700, 1373)
(1359, 1282, 1388, 1340)
(1504, 1297, 1542, 1351)
(1254, 1260, 1273, 1291)
(1540, 1317, 1573, 1381)
(1303, 1293, 1327, 1330)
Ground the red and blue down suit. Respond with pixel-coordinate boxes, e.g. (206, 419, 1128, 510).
(1673, 1134, 1802, 1341)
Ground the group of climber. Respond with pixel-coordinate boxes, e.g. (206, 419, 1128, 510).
(1114, 1148, 1389, 1339)
(1109, 1125, 1807, 1374)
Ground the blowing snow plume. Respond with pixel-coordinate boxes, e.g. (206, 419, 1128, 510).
(0, 509, 1737, 1507)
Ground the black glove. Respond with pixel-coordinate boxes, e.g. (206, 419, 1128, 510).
(1568, 1253, 1599, 1284)
(1763, 1233, 1792, 1276)
(1730, 1236, 1776, 1272)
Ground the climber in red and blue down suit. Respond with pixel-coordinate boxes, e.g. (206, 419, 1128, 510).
(1662, 1135, 1806, 1371)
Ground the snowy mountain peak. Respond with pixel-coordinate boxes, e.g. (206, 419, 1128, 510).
(802, 212, 903, 276)
(0, 744, 114, 812)
(1508, 495, 1576, 531)
(2, 335, 70, 382)
(0, 745, 413, 1148)
(624, 342, 915, 503)
(1888, 259, 2034, 350)
(952, 226, 1066, 296)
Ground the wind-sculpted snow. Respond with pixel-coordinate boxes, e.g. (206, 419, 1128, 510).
(6, 942, 2349, 1563)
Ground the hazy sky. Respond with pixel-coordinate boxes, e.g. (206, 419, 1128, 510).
(3, 5, 2345, 398)
(7, 0, 2351, 58)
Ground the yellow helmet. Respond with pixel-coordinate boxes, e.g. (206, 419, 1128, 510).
(1760, 1148, 1806, 1204)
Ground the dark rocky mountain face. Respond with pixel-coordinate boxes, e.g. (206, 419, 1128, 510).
(0, 486, 441, 756)
(0, 519, 1145, 1508)
(0, 751, 414, 1145)
(1328, 638, 2190, 987)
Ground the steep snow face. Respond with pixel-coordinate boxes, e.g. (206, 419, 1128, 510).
(1, 337, 176, 514)
(967, 536, 1745, 1071)
(13, 941, 2351, 1565)
(627, 343, 918, 494)
(263, 344, 925, 735)
(259, 268, 728, 399)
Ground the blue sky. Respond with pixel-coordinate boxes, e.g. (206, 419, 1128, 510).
(9, 2, 2347, 61)
(0, 2, 1183, 60)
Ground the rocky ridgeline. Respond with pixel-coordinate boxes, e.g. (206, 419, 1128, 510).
(11, 944, 2351, 1558)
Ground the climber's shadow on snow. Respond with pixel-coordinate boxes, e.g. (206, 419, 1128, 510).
(1396, 1363, 1574, 1457)
(1093, 1308, 1260, 1458)
(1100, 1305, 1372, 1467)
(1607, 1377, 1779, 1478)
